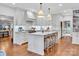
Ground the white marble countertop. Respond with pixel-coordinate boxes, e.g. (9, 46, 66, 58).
(29, 31, 57, 35)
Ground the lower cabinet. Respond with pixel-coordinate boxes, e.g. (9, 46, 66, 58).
(72, 32, 79, 44)
(13, 32, 28, 45)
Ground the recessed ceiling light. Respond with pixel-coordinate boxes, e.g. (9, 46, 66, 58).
(12, 3, 16, 5)
(58, 4, 63, 7)
(63, 10, 67, 13)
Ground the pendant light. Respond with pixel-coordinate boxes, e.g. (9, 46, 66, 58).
(47, 8, 52, 20)
(37, 3, 44, 18)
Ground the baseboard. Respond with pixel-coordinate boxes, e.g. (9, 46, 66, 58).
(72, 42, 79, 45)
(21, 42, 28, 45)
(27, 50, 42, 56)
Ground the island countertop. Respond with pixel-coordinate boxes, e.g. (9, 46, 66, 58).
(29, 31, 57, 35)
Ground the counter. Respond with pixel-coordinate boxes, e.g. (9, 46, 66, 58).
(30, 31, 56, 35)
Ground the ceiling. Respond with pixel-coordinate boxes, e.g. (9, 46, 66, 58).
(1, 3, 79, 14)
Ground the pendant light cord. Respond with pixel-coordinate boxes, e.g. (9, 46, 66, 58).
(40, 3, 42, 10)
(48, 8, 50, 14)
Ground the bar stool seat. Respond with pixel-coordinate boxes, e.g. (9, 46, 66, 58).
(44, 35, 51, 55)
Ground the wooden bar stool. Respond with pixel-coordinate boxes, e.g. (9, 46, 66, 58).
(44, 35, 47, 49)
(0, 32, 3, 38)
(3, 31, 9, 37)
(49, 35, 52, 46)
(44, 35, 51, 55)
(51, 33, 56, 54)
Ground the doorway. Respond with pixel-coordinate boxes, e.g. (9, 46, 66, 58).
(0, 15, 14, 48)
(60, 21, 71, 38)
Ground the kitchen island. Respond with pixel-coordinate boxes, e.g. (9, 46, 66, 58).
(28, 31, 58, 55)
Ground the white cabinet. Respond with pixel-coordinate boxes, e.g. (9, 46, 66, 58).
(26, 10, 36, 22)
(72, 32, 79, 44)
(72, 10, 79, 44)
(27, 10, 36, 19)
(13, 32, 28, 45)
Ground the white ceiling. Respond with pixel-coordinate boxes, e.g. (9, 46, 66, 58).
(1, 3, 79, 14)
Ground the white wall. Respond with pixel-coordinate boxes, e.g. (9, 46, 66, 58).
(52, 14, 63, 40)
(33, 17, 51, 26)
(0, 4, 14, 16)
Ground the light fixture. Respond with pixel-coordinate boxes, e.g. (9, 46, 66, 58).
(58, 4, 63, 7)
(63, 10, 67, 13)
(37, 3, 44, 18)
(47, 8, 52, 20)
(12, 3, 16, 5)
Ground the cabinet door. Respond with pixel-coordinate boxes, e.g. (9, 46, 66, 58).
(72, 32, 79, 44)
(77, 33, 79, 43)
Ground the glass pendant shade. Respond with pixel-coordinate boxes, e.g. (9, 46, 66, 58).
(37, 3, 44, 18)
(47, 8, 52, 20)
(47, 14, 52, 20)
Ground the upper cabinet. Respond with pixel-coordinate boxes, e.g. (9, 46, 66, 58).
(26, 10, 37, 21)
(73, 10, 79, 32)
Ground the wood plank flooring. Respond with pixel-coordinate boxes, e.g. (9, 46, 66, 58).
(0, 36, 79, 56)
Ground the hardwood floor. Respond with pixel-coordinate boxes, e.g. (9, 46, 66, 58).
(0, 37, 40, 56)
(0, 36, 79, 56)
(54, 37, 79, 56)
